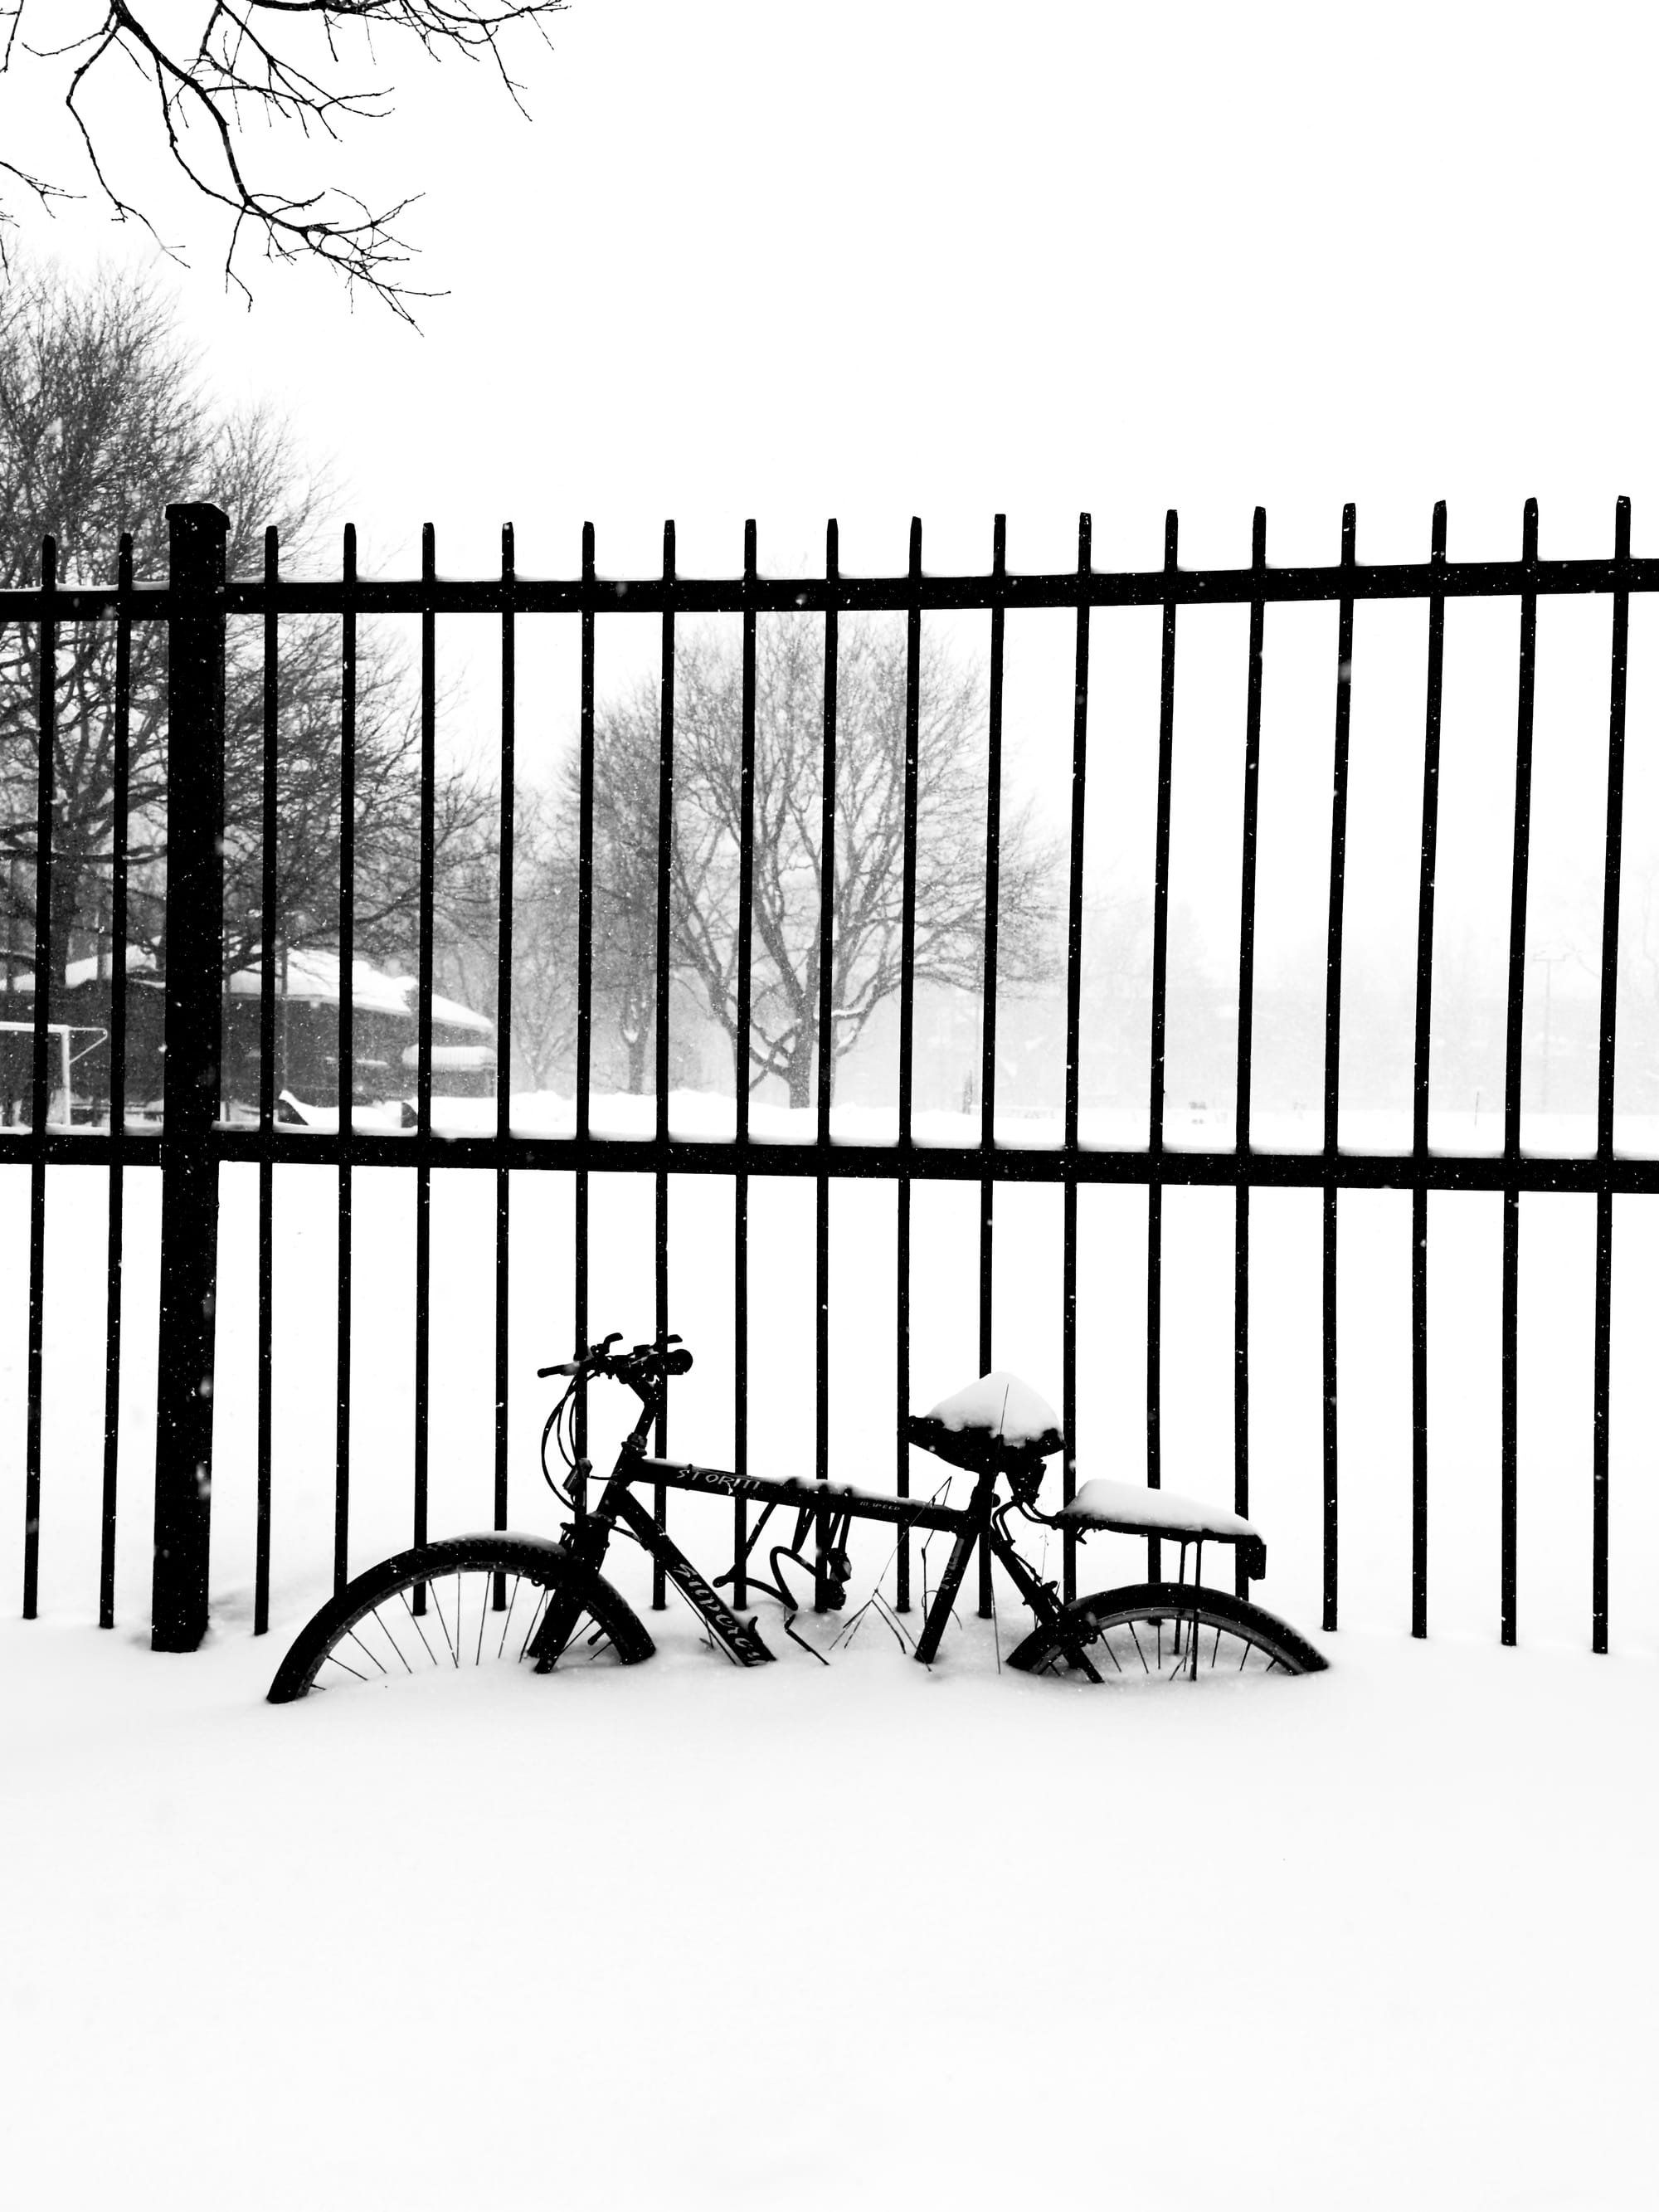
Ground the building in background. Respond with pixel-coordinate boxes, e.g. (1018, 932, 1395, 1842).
(0, 947, 495, 1123)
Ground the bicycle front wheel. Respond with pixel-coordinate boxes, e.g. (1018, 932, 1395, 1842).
(266, 1533, 654, 1703)
(1007, 1581, 1327, 1681)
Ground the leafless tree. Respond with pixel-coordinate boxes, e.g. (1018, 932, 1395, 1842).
(0, 259, 492, 995)
(541, 617, 1058, 1110)
(435, 781, 565, 1089)
(0, 2, 564, 320)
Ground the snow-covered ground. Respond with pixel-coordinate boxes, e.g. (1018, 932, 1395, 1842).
(5, 1613, 1655, 2210)
(5, 1104, 1659, 2207)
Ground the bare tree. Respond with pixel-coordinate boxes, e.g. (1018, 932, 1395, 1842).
(0, 259, 491, 996)
(435, 781, 568, 1090)
(543, 617, 1058, 1110)
(0, 2, 564, 320)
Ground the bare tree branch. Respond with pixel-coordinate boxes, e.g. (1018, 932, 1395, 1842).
(524, 619, 1061, 1110)
(0, 2, 564, 320)
(0, 261, 492, 1040)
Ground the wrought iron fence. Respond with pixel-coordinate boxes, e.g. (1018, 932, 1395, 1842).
(0, 498, 1648, 1654)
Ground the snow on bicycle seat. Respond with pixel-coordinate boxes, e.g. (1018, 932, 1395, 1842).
(907, 1372, 1064, 1473)
(1058, 1481, 1266, 1565)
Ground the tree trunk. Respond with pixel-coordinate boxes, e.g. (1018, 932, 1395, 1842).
(626, 1026, 649, 1095)
(785, 1029, 818, 1113)
(47, 840, 85, 1007)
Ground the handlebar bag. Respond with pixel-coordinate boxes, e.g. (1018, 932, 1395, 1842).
(907, 1372, 1064, 1474)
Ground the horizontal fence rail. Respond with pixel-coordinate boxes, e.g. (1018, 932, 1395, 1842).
(0, 500, 1649, 1659)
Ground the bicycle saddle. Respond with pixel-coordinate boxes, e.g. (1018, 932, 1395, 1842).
(907, 1372, 1064, 1474)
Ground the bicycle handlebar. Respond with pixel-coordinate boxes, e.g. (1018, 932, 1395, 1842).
(538, 1333, 693, 1385)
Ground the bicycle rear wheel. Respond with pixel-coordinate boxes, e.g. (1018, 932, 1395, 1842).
(266, 1534, 654, 1703)
(1006, 1581, 1327, 1681)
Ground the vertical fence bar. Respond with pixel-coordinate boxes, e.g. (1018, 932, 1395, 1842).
(1500, 499, 1540, 1649)
(1592, 495, 1629, 1657)
(1410, 500, 1447, 1640)
(896, 1172, 911, 1601)
(22, 535, 55, 1621)
(1321, 504, 1356, 1634)
(1233, 508, 1267, 1597)
(656, 525, 676, 1598)
(732, 521, 757, 1597)
(574, 524, 594, 1474)
(657, 523, 677, 1586)
(736, 521, 757, 1130)
(254, 526, 279, 1635)
(494, 524, 517, 1600)
(815, 522, 839, 1608)
(1146, 510, 1179, 1573)
(1061, 514, 1091, 1599)
(979, 517, 1005, 1582)
(899, 522, 926, 1598)
(100, 534, 134, 1630)
(412, 524, 438, 1569)
(730, 519, 753, 1595)
(333, 524, 357, 1594)
(979, 524, 1005, 1338)
(412, 526, 437, 1565)
(151, 503, 228, 1652)
(899, 521, 922, 1147)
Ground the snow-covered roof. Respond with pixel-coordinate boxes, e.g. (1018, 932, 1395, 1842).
(55, 943, 491, 1034)
(224, 947, 412, 1016)
(62, 946, 158, 988)
(228, 951, 491, 1032)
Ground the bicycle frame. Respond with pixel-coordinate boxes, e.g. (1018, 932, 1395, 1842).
(528, 1367, 1097, 1677)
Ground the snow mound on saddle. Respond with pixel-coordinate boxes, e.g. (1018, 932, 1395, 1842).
(907, 1372, 1064, 1472)
(1059, 1479, 1259, 1542)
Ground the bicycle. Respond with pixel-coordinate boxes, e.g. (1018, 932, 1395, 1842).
(267, 1332, 1328, 1700)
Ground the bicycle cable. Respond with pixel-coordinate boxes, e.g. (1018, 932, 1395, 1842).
(539, 1376, 581, 1508)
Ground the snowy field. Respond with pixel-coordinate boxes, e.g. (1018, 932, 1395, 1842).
(6, 1615, 1656, 2210)
(5, 1112, 1659, 2209)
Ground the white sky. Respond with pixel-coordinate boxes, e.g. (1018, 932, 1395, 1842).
(13, 0, 1655, 572)
(8, 0, 1659, 1001)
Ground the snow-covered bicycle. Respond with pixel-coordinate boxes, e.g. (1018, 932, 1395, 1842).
(267, 1333, 1327, 1700)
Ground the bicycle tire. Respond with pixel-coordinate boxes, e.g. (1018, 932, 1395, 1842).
(266, 1533, 654, 1703)
(1005, 1581, 1328, 1681)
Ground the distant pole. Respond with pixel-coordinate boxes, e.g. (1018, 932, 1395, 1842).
(1529, 949, 1571, 1118)
(150, 503, 228, 1653)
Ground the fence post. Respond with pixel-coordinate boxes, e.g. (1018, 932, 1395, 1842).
(150, 503, 229, 1653)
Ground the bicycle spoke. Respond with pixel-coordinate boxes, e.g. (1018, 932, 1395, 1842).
(369, 1605, 415, 1674)
(343, 1625, 389, 1676)
(496, 1575, 523, 1659)
(425, 1578, 458, 1665)
(319, 1648, 370, 1683)
(518, 1587, 552, 1662)
(397, 1586, 441, 1668)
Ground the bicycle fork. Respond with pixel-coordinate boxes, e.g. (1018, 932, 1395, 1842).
(528, 1476, 776, 1672)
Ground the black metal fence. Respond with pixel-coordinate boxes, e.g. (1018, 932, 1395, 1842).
(1, 498, 1649, 1654)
